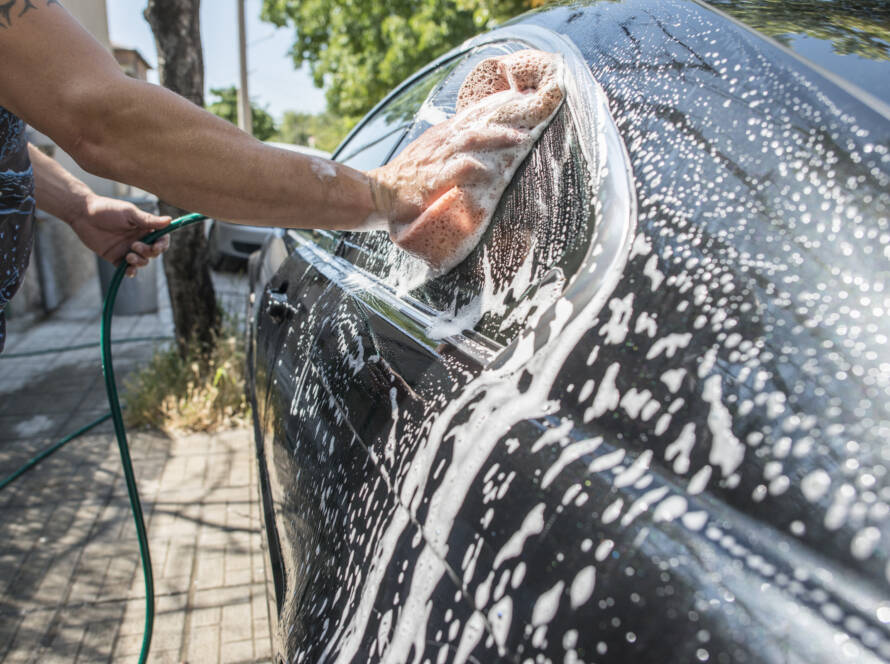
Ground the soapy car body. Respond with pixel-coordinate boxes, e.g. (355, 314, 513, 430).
(247, 1, 890, 662)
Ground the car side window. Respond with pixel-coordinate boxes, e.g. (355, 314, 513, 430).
(333, 59, 461, 171)
(339, 42, 598, 346)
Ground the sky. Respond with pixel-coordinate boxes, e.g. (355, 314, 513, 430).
(106, 0, 327, 120)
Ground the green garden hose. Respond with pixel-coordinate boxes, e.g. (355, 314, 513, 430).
(0, 413, 112, 491)
(0, 212, 207, 664)
(100, 212, 206, 664)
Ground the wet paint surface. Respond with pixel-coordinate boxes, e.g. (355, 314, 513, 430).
(249, 1, 890, 662)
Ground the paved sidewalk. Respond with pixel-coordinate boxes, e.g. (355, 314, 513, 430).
(0, 269, 271, 663)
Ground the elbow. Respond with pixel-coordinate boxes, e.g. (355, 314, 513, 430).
(68, 132, 118, 181)
(55, 78, 137, 181)
(64, 117, 121, 182)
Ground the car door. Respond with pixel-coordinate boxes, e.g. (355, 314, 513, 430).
(251, 32, 631, 662)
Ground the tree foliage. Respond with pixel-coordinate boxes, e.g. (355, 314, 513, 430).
(260, 0, 538, 120)
(274, 111, 354, 153)
(206, 86, 279, 141)
(709, 0, 890, 61)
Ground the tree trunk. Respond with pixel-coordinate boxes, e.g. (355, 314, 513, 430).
(144, 0, 219, 353)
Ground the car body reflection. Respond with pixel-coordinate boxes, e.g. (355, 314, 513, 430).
(246, 1, 890, 662)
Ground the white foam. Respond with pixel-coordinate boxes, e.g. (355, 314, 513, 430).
(531, 580, 565, 626)
(801, 469, 831, 502)
(541, 436, 603, 489)
(309, 155, 337, 180)
(569, 566, 596, 609)
(702, 375, 745, 477)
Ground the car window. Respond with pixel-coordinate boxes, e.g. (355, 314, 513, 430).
(339, 41, 599, 346)
(333, 59, 462, 171)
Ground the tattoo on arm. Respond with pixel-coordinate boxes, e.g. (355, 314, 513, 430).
(0, 1, 61, 30)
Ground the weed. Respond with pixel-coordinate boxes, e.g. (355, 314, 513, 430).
(122, 318, 250, 434)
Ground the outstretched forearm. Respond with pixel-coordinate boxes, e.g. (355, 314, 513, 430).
(75, 78, 379, 231)
(28, 144, 93, 223)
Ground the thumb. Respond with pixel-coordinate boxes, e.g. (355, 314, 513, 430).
(132, 207, 173, 231)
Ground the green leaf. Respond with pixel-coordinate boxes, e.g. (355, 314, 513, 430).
(260, 0, 539, 118)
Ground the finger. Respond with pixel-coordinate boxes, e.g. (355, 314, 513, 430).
(126, 252, 149, 268)
(443, 156, 489, 185)
(424, 156, 490, 203)
(129, 241, 152, 259)
(126, 266, 137, 278)
(152, 235, 171, 255)
(455, 126, 525, 152)
(131, 208, 173, 231)
(130, 235, 169, 258)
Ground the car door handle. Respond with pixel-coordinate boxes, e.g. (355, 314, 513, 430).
(266, 291, 289, 324)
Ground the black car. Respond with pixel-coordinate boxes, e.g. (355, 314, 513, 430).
(247, 1, 890, 662)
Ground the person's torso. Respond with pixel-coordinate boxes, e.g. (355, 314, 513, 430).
(0, 105, 36, 351)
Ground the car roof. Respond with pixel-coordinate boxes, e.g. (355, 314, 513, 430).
(700, 0, 890, 112)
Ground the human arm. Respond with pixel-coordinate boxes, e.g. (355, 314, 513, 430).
(0, 2, 379, 231)
(0, 3, 562, 269)
(28, 144, 171, 278)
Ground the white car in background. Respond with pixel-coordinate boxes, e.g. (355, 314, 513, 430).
(205, 141, 331, 270)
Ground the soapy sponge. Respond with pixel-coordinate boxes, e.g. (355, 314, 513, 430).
(386, 50, 566, 272)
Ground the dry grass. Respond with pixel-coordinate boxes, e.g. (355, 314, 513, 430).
(122, 320, 250, 434)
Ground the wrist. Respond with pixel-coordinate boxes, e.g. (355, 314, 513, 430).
(63, 188, 98, 228)
(367, 169, 394, 228)
(368, 166, 420, 231)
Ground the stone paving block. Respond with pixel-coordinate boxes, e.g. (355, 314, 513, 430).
(152, 649, 184, 664)
(250, 584, 267, 615)
(253, 617, 270, 641)
(186, 625, 220, 663)
(0, 414, 64, 442)
(113, 631, 144, 658)
(225, 549, 252, 572)
(75, 620, 117, 663)
(153, 575, 191, 598)
(163, 543, 197, 580)
(48, 620, 88, 660)
(116, 614, 145, 638)
(225, 568, 253, 587)
(0, 615, 24, 659)
(220, 638, 255, 664)
(221, 601, 252, 643)
(195, 556, 225, 590)
(151, 627, 184, 654)
(189, 605, 221, 628)
(157, 591, 189, 614)
(253, 637, 272, 663)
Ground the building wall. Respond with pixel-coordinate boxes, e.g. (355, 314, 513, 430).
(63, 0, 111, 50)
(114, 49, 151, 81)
